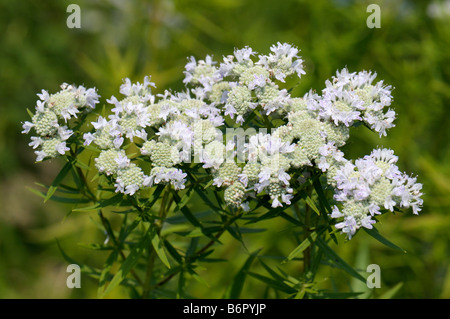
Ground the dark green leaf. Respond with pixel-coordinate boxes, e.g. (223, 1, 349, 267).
(194, 187, 225, 213)
(312, 176, 332, 213)
(164, 241, 184, 264)
(150, 227, 171, 269)
(187, 267, 209, 287)
(177, 269, 186, 299)
(305, 197, 321, 216)
(118, 218, 141, 244)
(225, 224, 243, 243)
(73, 193, 124, 212)
(284, 231, 318, 263)
(259, 259, 286, 282)
(173, 186, 195, 212)
(165, 210, 213, 225)
(246, 272, 296, 294)
(78, 243, 114, 251)
(224, 249, 261, 299)
(316, 237, 366, 283)
(171, 190, 202, 228)
(44, 161, 73, 203)
(279, 212, 305, 227)
(229, 226, 266, 234)
(145, 184, 166, 209)
(186, 237, 199, 258)
(364, 227, 406, 253)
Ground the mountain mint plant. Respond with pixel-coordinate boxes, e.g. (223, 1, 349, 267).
(22, 43, 423, 298)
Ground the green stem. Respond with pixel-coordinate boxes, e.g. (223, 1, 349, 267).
(142, 246, 157, 299)
(142, 186, 171, 299)
(303, 185, 313, 274)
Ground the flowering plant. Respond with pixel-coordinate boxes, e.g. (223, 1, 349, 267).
(22, 43, 423, 298)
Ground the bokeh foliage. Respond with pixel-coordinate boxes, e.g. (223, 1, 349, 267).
(0, 0, 449, 298)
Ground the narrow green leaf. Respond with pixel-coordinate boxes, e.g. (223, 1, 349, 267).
(242, 108, 258, 125)
(171, 190, 201, 227)
(165, 210, 213, 225)
(203, 179, 214, 190)
(186, 237, 199, 258)
(176, 225, 223, 238)
(69, 168, 83, 191)
(309, 246, 323, 280)
(312, 176, 332, 213)
(164, 241, 183, 264)
(118, 218, 141, 244)
(35, 182, 79, 194)
(54, 196, 91, 204)
(197, 257, 226, 263)
(26, 108, 34, 118)
(230, 226, 266, 234)
(97, 250, 119, 298)
(284, 231, 318, 263)
(311, 179, 337, 244)
(72, 205, 99, 212)
(83, 144, 101, 153)
(320, 208, 338, 245)
(246, 192, 305, 224)
(78, 243, 114, 251)
(305, 197, 321, 216)
(74, 159, 91, 171)
(244, 206, 285, 224)
(27, 187, 91, 204)
(193, 188, 225, 213)
(246, 272, 296, 294)
(379, 282, 403, 299)
(259, 260, 286, 282)
(145, 184, 166, 209)
(363, 227, 406, 253)
(316, 237, 366, 283)
(225, 224, 243, 243)
(279, 212, 305, 227)
(177, 269, 186, 299)
(173, 186, 195, 212)
(187, 267, 209, 287)
(185, 227, 204, 238)
(150, 229, 171, 269)
(72, 193, 123, 212)
(99, 193, 125, 207)
(90, 172, 100, 183)
(45, 161, 73, 203)
(225, 249, 261, 299)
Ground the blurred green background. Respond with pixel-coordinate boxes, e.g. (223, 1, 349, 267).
(1, 0, 449, 298)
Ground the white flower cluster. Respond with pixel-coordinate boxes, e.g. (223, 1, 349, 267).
(83, 76, 193, 195)
(319, 145, 423, 238)
(22, 83, 100, 161)
(25, 43, 423, 240)
(317, 68, 396, 137)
